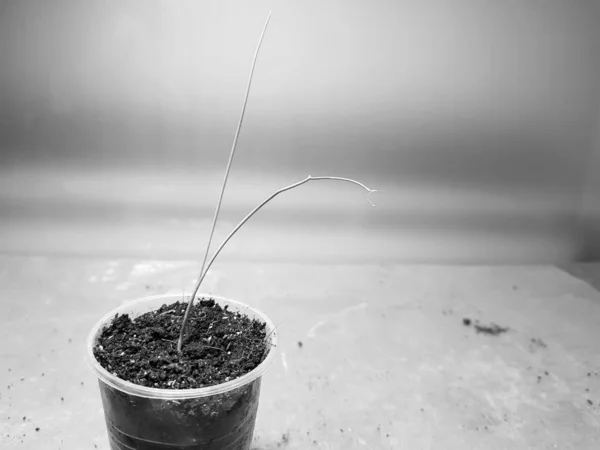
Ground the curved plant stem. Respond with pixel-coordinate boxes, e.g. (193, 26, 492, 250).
(177, 11, 272, 354)
(177, 175, 377, 352)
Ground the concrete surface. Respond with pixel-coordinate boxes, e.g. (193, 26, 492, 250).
(1, 256, 600, 449)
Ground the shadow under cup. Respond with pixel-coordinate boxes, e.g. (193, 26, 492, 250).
(86, 294, 278, 450)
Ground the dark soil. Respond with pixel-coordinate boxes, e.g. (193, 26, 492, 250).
(93, 298, 268, 389)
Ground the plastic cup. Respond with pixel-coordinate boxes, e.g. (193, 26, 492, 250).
(86, 293, 278, 450)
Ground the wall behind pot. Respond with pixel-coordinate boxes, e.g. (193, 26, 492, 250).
(1, 0, 599, 263)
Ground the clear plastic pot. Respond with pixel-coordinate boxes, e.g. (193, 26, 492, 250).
(86, 293, 278, 450)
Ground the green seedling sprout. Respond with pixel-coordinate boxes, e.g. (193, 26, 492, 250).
(177, 11, 377, 354)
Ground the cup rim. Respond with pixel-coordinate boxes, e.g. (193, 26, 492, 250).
(85, 293, 278, 399)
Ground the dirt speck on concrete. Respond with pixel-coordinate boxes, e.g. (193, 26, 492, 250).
(277, 432, 290, 447)
(474, 321, 509, 336)
(529, 338, 547, 352)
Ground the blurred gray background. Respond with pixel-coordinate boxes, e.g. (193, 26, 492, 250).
(1, 0, 599, 263)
